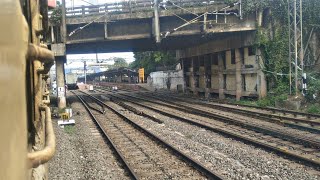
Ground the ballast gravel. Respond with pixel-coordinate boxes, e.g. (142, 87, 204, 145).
(107, 100, 320, 180)
(48, 95, 128, 180)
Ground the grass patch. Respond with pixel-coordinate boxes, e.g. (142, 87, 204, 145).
(64, 125, 75, 134)
(306, 104, 320, 114)
(256, 94, 288, 107)
(226, 93, 288, 108)
(58, 107, 67, 114)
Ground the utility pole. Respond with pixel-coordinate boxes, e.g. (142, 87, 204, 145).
(294, 0, 298, 95)
(154, 0, 161, 43)
(288, 0, 303, 96)
(287, 2, 292, 95)
(84, 61, 87, 84)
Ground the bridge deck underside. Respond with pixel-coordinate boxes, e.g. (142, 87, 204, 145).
(66, 31, 255, 53)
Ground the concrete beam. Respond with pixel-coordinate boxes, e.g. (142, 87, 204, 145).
(177, 31, 255, 58)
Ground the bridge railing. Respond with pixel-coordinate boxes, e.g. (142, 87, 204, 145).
(66, 0, 226, 17)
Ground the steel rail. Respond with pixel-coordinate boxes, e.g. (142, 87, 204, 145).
(104, 92, 320, 167)
(96, 88, 320, 133)
(118, 93, 320, 149)
(169, 92, 320, 119)
(139, 92, 320, 133)
(79, 90, 224, 180)
(71, 91, 139, 180)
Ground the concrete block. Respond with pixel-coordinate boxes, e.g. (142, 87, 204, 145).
(51, 43, 66, 56)
(58, 119, 75, 127)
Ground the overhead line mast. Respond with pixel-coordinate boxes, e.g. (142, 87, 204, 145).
(288, 0, 303, 95)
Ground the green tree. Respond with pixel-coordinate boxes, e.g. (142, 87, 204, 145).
(49, 1, 62, 26)
(243, 0, 320, 96)
(113, 57, 128, 68)
(130, 51, 176, 74)
(49, 2, 62, 42)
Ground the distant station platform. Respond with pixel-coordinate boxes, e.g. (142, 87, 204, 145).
(78, 67, 139, 84)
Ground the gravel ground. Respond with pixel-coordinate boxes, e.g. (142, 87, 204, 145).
(48, 95, 129, 180)
(106, 99, 320, 180)
(127, 93, 320, 143)
(91, 102, 206, 179)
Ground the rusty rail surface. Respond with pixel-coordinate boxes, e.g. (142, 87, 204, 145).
(72, 91, 139, 180)
(97, 89, 320, 168)
(78, 90, 224, 179)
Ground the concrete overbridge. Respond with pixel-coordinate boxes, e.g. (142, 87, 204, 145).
(51, 0, 256, 54)
(51, 0, 266, 108)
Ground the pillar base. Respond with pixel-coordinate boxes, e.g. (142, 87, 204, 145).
(58, 96, 66, 109)
(219, 89, 225, 99)
(192, 88, 198, 96)
(205, 88, 210, 99)
(236, 90, 242, 101)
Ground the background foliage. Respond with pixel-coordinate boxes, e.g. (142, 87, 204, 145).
(113, 57, 128, 68)
(130, 51, 177, 74)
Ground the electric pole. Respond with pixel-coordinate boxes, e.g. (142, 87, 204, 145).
(288, 0, 303, 96)
(84, 61, 87, 84)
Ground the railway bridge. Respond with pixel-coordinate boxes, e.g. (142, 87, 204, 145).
(51, 0, 266, 108)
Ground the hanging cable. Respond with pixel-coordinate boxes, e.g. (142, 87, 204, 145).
(159, 0, 242, 38)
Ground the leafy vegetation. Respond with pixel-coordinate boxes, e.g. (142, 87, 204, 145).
(130, 51, 177, 74)
(304, 73, 320, 101)
(113, 57, 128, 68)
(306, 104, 320, 114)
(49, 1, 62, 26)
(64, 125, 75, 134)
(248, 0, 319, 101)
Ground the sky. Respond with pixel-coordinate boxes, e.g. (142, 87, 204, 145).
(57, 0, 136, 69)
(66, 52, 135, 68)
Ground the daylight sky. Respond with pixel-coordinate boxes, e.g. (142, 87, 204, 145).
(66, 52, 135, 68)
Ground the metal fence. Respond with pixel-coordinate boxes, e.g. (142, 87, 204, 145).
(66, 0, 225, 17)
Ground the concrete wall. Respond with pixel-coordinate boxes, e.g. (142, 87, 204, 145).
(180, 45, 267, 100)
(148, 70, 184, 91)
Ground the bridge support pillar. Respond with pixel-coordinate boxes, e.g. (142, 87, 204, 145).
(257, 49, 267, 98)
(191, 57, 198, 96)
(56, 57, 66, 109)
(235, 48, 242, 101)
(218, 53, 225, 99)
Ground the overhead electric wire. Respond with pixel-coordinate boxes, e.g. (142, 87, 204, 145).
(160, 0, 242, 38)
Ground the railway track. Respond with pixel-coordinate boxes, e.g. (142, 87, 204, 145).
(93, 89, 320, 168)
(152, 91, 320, 124)
(113, 92, 320, 148)
(137, 91, 320, 131)
(96, 88, 320, 131)
(73, 90, 224, 179)
(95, 88, 320, 145)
